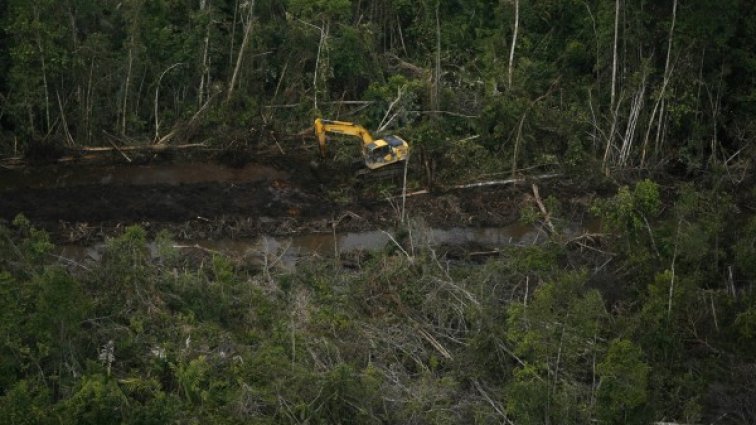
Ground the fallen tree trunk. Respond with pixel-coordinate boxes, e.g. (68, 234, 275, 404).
(453, 173, 560, 190)
(77, 143, 206, 153)
(398, 173, 561, 199)
(0, 143, 207, 168)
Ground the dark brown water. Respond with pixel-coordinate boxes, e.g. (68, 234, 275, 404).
(1, 162, 286, 190)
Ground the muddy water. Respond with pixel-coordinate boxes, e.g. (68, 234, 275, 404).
(0, 162, 286, 190)
(197, 223, 541, 260)
(57, 222, 561, 269)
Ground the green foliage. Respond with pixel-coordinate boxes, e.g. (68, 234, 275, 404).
(0, 188, 753, 422)
(593, 179, 661, 232)
(59, 375, 129, 425)
(0, 380, 51, 425)
(734, 214, 756, 281)
(173, 356, 210, 403)
(592, 179, 661, 253)
(505, 271, 607, 424)
(596, 339, 650, 424)
(287, 0, 351, 19)
(362, 75, 422, 130)
(11, 214, 54, 266)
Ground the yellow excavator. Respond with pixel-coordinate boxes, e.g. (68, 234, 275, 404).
(313, 118, 409, 173)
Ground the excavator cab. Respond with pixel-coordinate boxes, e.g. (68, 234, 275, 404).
(365, 136, 409, 169)
(313, 118, 409, 172)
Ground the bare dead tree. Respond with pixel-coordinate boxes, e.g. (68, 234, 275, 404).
(377, 86, 406, 132)
(198, 0, 213, 108)
(508, 0, 520, 89)
(640, 0, 677, 167)
(228, 0, 239, 69)
(154, 63, 184, 143)
(602, 95, 623, 175)
(610, 0, 620, 111)
(122, 34, 135, 135)
(511, 79, 560, 177)
(226, 0, 256, 103)
(297, 18, 328, 111)
(33, 5, 51, 133)
(619, 71, 647, 166)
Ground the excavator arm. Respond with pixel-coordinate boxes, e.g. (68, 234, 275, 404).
(313, 118, 409, 171)
(314, 118, 374, 158)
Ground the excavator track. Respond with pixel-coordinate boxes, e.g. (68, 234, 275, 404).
(355, 161, 406, 180)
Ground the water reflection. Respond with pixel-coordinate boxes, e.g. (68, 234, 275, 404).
(57, 223, 558, 270)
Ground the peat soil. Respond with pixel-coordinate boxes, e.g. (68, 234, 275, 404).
(0, 152, 594, 244)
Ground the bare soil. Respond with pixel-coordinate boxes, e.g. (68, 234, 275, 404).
(0, 151, 589, 244)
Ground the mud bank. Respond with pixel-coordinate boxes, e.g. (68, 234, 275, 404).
(0, 156, 592, 244)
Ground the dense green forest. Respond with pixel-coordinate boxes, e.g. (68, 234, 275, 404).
(2, 182, 756, 423)
(1, 0, 755, 423)
(0, 0, 753, 174)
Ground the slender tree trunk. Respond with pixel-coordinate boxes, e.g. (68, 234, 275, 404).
(603, 99, 622, 175)
(86, 58, 94, 144)
(27, 102, 35, 137)
(155, 63, 183, 143)
(582, 1, 600, 104)
(508, 0, 519, 89)
(512, 113, 526, 177)
(228, 0, 239, 70)
(668, 220, 681, 319)
(226, 0, 256, 103)
(296, 17, 327, 110)
(708, 64, 725, 165)
(39, 49, 51, 134)
(620, 73, 646, 166)
(122, 38, 134, 135)
(56, 90, 74, 146)
(313, 23, 327, 110)
(66, 1, 79, 48)
(198, 0, 212, 108)
(654, 99, 666, 157)
(431, 1, 441, 111)
(610, 0, 620, 111)
(34, 6, 51, 133)
(641, 0, 677, 166)
(66, 0, 83, 140)
(604, 0, 621, 175)
(401, 150, 409, 223)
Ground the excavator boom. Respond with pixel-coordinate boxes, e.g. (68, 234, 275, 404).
(313, 118, 409, 171)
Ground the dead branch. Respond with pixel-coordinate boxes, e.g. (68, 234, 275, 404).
(468, 250, 502, 257)
(226, 0, 257, 103)
(472, 379, 514, 424)
(531, 183, 556, 233)
(385, 52, 429, 78)
(156, 92, 218, 145)
(416, 327, 452, 360)
(106, 138, 133, 163)
(377, 86, 406, 132)
(407, 110, 479, 119)
(56, 90, 75, 147)
(380, 230, 412, 261)
(172, 244, 224, 256)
